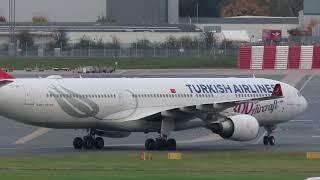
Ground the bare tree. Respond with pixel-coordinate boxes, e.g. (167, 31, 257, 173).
(289, 0, 303, 16)
(200, 32, 217, 49)
(163, 36, 179, 49)
(52, 29, 69, 49)
(131, 38, 152, 49)
(17, 30, 34, 50)
(221, 0, 268, 17)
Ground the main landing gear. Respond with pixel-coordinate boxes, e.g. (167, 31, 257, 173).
(145, 136, 177, 151)
(145, 118, 177, 151)
(73, 129, 105, 150)
(263, 125, 276, 146)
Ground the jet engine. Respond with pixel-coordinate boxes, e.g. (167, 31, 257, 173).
(93, 130, 131, 138)
(208, 114, 259, 141)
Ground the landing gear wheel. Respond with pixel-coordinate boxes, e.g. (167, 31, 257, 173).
(145, 139, 156, 151)
(268, 136, 275, 146)
(263, 136, 269, 146)
(167, 139, 176, 150)
(94, 137, 104, 149)
(156, 138, 167, 151)
(83, 136, 94, 149)
(73, 137, 83, 149)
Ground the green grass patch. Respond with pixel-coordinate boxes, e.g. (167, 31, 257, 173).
(0, 57, 237, 70)
(0, 151, 319, 179)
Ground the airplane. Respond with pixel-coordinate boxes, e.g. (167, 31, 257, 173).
(0, 70, 307, 150)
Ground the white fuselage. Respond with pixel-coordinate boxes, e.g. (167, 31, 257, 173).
(0, 77, 307, 132)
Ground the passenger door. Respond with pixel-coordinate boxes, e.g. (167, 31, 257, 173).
(24, 86, 34, 105)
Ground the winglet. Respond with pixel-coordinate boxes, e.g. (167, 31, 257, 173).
(0, 69, 15, 79)
(272, 84, 283, 97)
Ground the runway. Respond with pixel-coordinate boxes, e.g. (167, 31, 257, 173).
(0, 69, 319, 155)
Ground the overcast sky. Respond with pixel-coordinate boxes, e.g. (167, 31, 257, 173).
(0, 0, 106, 22)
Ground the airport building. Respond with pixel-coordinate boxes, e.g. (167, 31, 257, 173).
(1, 0, 318, 47)
(0, 0, 179, 24)
(106, 0, 179, 24)
(300, 0, 320, 35)
(0, 0, 106, 22)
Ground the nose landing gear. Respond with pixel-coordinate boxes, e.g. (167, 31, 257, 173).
(263, 135, 275, 146)
(263, 125, 277, 146)
(73, 129, 105, 150)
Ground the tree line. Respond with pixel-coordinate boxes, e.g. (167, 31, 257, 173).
(180, 0, 303, 17)
(12, 30, 235, 51)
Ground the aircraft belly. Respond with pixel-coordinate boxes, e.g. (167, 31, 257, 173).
(96, 118, 205, 132)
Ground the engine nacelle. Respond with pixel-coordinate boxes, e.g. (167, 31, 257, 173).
(209, 114, 260, 141)
(93, 130, 131, 138)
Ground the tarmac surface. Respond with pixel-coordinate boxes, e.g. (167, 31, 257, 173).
(0, 69, 319, 156)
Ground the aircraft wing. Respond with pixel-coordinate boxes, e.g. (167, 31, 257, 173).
(0, 80, 14, 87)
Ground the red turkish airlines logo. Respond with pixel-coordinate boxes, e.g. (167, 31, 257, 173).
(272, 84, 283, 97)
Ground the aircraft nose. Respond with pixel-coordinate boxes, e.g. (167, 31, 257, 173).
(301, 96, 308, 112)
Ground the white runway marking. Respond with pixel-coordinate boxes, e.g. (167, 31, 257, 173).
(116, 70, 127, 75)
(290, 120, 314, 122)
(312, 136, 320, 138)
(281, 73, 307, 87)
(13, 128, 51, 145)
(178, 134, 222, 144)
(299, 75, 314, 92)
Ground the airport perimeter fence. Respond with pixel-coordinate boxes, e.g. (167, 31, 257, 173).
(1, 35, 320, 58)
(0, 47, 239, 59)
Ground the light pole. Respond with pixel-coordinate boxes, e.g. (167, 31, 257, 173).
(196, 2, 199, 24)
(88, 40, 91, 57)
(105, 0, 108, 18)
(25, 42, 28, 56)
(9, 0, 16, 55)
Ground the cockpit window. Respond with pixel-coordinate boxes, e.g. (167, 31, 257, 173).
(297, 91, 302, 97)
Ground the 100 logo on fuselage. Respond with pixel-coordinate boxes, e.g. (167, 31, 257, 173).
(234, 100, 281, 115)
